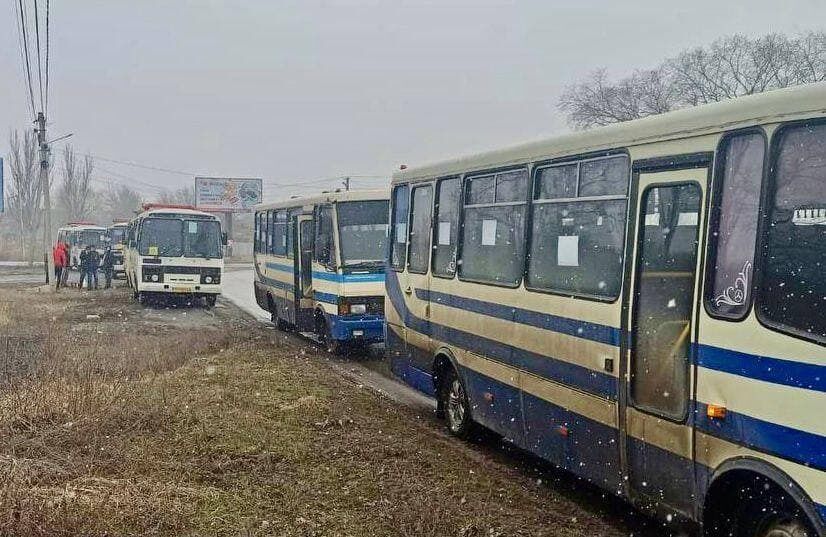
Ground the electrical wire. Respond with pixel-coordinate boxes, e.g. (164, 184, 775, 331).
(44, 0, 50, 117)
(16, 0, 37, 117)
(33, 0, 44, 112)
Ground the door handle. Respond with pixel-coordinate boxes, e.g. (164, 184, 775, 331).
(404, 285, 413, 295)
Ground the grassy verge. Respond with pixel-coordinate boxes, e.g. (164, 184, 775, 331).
(0, 285, 631, 536)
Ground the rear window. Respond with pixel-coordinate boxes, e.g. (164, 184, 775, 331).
(759, 123, 826, 343)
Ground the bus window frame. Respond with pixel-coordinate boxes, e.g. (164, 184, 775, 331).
(390, 184, 411, 272)
(406, 183, 435, 275)
(431, 176, 463, 280)
(754, 118, 826, 347)
(456, 165, 530, 289)
(703, 127, 768, 323)
(523, 150, 631, 304)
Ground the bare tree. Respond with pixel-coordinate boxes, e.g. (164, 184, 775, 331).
(156, 186, 195, 205)
(559, 32, 826, 129)
(59, 146, 95, 221)
(7, 130, 44, 263)
(99, 184, 143, 222)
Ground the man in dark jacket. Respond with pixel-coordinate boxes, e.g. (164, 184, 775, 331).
(101, 246, 114, 289)
(78, 245, 89, 290)
(87, 246, 100, 290)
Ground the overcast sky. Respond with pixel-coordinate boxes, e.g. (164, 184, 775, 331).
(2, 0, 825, 201)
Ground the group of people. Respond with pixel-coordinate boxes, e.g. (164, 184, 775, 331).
(52, 242, 116, 290)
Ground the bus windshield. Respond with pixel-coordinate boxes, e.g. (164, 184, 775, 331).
(76, 230, 107, 249)
(184, 219, 222, 258)
(139, 218, 184, 257)
(109, 227, 126, 245)
(336, 200, 389, 268)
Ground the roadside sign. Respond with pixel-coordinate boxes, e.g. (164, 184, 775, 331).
(195, 177, 262, 212)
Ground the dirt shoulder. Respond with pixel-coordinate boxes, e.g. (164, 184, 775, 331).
(0, 285, 645, 536)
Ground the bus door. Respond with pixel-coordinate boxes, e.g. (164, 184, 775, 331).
(294, 212, 315, 331)
(622, 158, 708, 516)
(403, 184, 435, 372)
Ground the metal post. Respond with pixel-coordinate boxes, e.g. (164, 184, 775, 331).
(226, 212, 233, 258)
(343, 177, 350, 191)
(36, 112, 54, 287)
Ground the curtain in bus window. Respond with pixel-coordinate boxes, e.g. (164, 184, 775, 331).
(433, 178, 461, 277)
(708, 133, 764, 317)
(408, 186, 433, 273)
(460, 204, 526, 285)
(527, 200, 626, 298)
(139, 219, 183, 257)
(391, 186, 410, 269)
(760, 124, 826, 342)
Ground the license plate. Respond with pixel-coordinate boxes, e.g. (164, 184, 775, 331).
(172, 286, 191, 293)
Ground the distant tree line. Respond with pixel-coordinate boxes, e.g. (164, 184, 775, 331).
(559, 31, 826, 129)
(1, 130, 196, 262)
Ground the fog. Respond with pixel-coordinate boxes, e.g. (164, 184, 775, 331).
(2, 0, 824, 200)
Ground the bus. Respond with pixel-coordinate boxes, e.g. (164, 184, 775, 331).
(253, 189, 388, 353)
(386, 83, 826, 537)
(124, 204, 225, 307)
(107, 221, 128, 278)
(57, 222, 108, 269)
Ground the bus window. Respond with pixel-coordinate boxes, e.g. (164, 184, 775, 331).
(527, 155, 628, 299)
(337, 200, 388, 268)
(315, 205, 334, 265)
(433, 177, 461, 277)
(706, 132, 765, 319)
(273, 211, 287, 255)
(140, 219, 183, 257)
(759, 123, 826, 343)
(184, 219, 222, 258)
(286, 211, 295, 259)
(631, 183, 701, 420)
(390, 185, 410, 270)
(459, 169, 528, 286)
(408, 185, 433, 273)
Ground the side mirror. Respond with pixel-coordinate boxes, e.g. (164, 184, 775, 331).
(221, 232, 228, 245)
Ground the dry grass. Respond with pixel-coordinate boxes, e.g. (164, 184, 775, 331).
(0, 285, 635, 536)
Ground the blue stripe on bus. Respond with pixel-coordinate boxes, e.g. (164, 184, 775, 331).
(696, 344, 826, 393)
(387, 270, 617, 400)
(418, 289, 622, 347)
(313, 290, 338, 304)
(695, 402, 826, 472)
(264, 261, 385, 283)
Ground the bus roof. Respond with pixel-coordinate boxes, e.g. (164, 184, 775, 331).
(254, 188, 389, 212)
(136, 207, 218, 219)
(58, 223, 106, 231)
(393, 81, 826, 183)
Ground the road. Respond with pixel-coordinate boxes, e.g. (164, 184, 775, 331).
(220, 267, 435, 413)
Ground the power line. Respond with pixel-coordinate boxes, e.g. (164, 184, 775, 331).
(16, 0, 37, 117)
(44, 0, 50, 117)
(33, 0, 44, 112)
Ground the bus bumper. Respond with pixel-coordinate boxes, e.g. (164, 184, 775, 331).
(138, 282, 222, 295)
(328, 314, 384, 343)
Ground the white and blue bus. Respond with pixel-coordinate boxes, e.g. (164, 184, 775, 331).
(253, 190, 388, 353)
(387, 83, 826, 536)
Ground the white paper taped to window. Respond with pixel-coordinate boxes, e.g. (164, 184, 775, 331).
(677, 212, 698, 226)
(438, 222, 452, 245)
(645, 213, 660, 226)
(557, 235, 579, 267)
(282, 235, 287, 247)
(188, 222, 198, 233)
(395, 223, 407, 243)
(481, 219, 497, 246)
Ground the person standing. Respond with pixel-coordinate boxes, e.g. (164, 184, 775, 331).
(101, 246, 114, 289)
(60, 242, 71, 287)
(52, 242, 66, 289)
(78, 245, 89, 290)
(87, 246, 100, 290)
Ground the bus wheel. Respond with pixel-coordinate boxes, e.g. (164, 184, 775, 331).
(756, 519, 811, 537)
(440, 367, 476, 439)
(204, 295, 216, 308)
(137, 292, 147, 305)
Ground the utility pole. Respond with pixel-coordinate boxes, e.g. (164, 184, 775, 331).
(342, 177, 350, 191)
(35, 112, 54, 287)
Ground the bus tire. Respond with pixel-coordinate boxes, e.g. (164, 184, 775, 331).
(439, 366, 477, 440)
(137, 291, 146, 305)
(204, 295, 216, 308)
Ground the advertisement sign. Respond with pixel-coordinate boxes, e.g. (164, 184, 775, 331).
(195, 177, 262, 212)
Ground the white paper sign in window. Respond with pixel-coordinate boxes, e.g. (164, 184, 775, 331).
(481, 219, 497, 246)
(188, 222, 198, 233)
(438, 222, 452, 245)
(282, 235, 287, 247)
(557, 235, 579, 267)
(645, 213, 661, 226)
(395, 223, 407, 243)
(677, 212, 699, 226)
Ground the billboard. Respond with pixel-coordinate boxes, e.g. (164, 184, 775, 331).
(195, 177, 262, 212)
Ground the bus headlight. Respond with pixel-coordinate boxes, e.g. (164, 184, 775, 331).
(204, 276, 213, 284)
(349, 304, 367, 315)
(151, 274, 159, 282)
